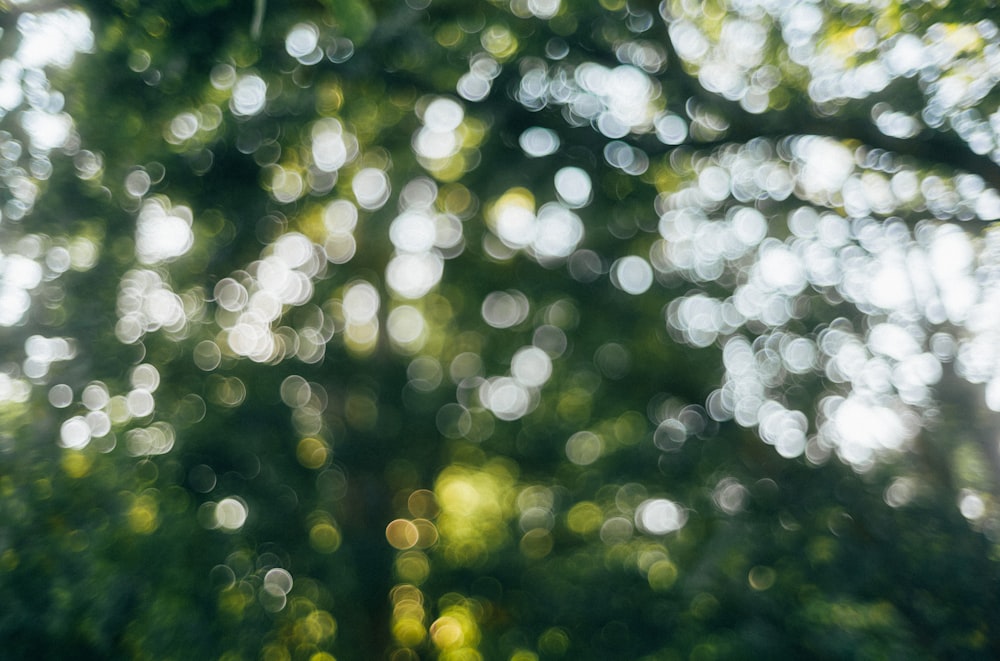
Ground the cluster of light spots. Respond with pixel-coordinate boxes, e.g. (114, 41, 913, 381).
(124, 420, 175, 456)
(456, 52, 501, 102)
(20, 337, 74, 389)
(485, 188, 584, 265)
(264, 162, 308, 204)
(0, 131, 45, 220)
(322, 199, 360, 264)
(0, 61, 23, 116)
(413, 96, 482, 182)
(14, 9, 93, 70)
(966, 233, 1000, 411)
(655, 213, 754, 293)
(21, 108, 72, 152)
(707, 317, 930, 467)
(694, 1, 1000, 161)
(712, 477, 749, 515)
(517, 485, 554, 559)
(517, 60, 660, 138)
(816, 17, 1000, 151)
(135, 197, 194, 264)
(385, 178, 461, 301)
(816, 394, 915, 468)
(390, 583, 429, 652)
(430, 596, 483, 658)
(476, 334, 562, 422)
(506, 0, 561, 20)
(339, 279, 380, 356)
(0, 250, 43, 326)
(284, 19, 354, 65)
(230, 73, 267, 117)
(56, 367, 163, 453)
(406, 356, 442, 394)
(479, 375, 536, 421)
(434, 462, 515, 567)
(669, 16, 773, 113)
(435, 401, 495, 444)
(664, 294, 740, 348)
(649, 397, 713, 453)
(480, 23, 518, 61)
(215, 232, 329, 363)
(259, 567, 294, 612)
(871, 103, 921, 140)
(163, 105, 223, 149)
(732, 239, 807, 327)
(756, 400, 809, 459)
(308, 509, 343, 554)
(386, 490, 438, 587)
(646, 124, 1000, 471)
(125, 492, 159, 534)
(311, 118, 359, 175)
(61, 382, 113, 448)
(116, 269, 189, 343)
(565, 500, 604, 537)
(635, 498, 687, 535)
(0, 368, 31, 404)
(124, 165, 158, 199)
(481, 289, 529, 329)
(281, 375, 330, 437)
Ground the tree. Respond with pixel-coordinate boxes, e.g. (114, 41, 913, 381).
(2, 0, 1000, 658)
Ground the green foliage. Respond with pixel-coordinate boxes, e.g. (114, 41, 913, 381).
(2, 0, 1000, 659)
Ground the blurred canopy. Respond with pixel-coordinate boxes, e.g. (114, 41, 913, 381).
(4, 0, 1000, 658)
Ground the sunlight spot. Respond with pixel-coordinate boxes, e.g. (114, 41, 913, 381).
(511, 346, 552, 387)
(343, 280, 379, 323)
(553, 167, 591, 208)
(15, 9, 93, 70)
(230, 74, 267, 116)
(21, 110, 71, 151)
(519, 127, 560, 157)
(635, 498, 687, 535)
(611, 256, 653, 295)
(533, 204, 583, 261)
(391, 211, 437, 253)
(48, 383, 73, 408)
(213, 497, 249, 532)
(286, 22, 319, 60)
(482, 290, 529, 328)
(136, 198, 194, 264)
(959, 490, 986, 520)
(388, 305, 427, 352)
(884, 477, 916, 508)
(423, 98, 464, 132)
(59, 416, 91, 449)
(386, 252, 443, 299)
(565, 430, 602, 465)
(480, 376, 535, 420)
(352, 168, 391, 210)
(654, 112, 688, 145)
(312, 119, 353, 172)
